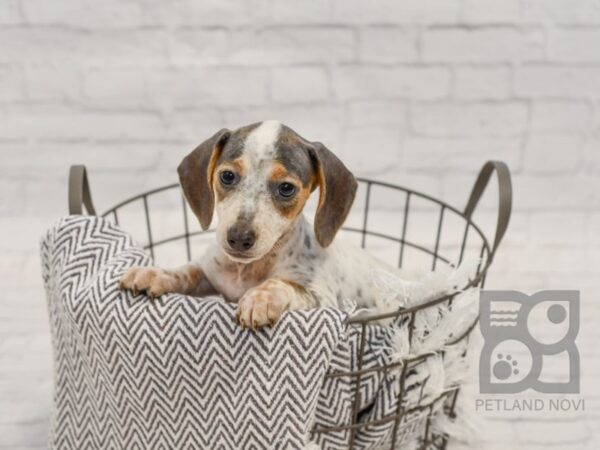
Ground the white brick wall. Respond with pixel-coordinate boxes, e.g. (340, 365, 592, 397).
(1, 1, 599, 449)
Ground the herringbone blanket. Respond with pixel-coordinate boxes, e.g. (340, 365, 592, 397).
(41, 216, 450, 450)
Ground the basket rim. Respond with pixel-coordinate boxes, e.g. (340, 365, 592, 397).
(101, 177, 493, 325)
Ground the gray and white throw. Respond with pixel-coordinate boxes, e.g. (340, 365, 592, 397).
(41, 216, 467, 450)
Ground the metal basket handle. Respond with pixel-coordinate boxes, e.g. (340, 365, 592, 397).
(463, 160, 512, 261)
(68, 165, 97, 215)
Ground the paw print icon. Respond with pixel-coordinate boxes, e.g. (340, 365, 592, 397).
(479, 290, 579, 394)
(493, 353, 520, 380)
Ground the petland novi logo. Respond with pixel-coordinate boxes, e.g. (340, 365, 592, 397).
(479, 290, 580, 394)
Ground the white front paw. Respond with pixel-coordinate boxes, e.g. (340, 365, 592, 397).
(236, 280, 291, 329)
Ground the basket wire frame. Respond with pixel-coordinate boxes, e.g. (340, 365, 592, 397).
(69, 161, 511, 450)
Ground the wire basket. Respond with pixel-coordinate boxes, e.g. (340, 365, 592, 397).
(68, 160, 512, 449)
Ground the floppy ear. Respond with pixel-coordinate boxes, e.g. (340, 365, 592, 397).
(309, 142, 358, 248)
(177, 129, 230, 230)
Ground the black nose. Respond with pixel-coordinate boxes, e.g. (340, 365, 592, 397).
(227, 226, 256, 252)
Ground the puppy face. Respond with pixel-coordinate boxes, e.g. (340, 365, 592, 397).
(212, 121, 315, 262)
(178, 120, 358, 263)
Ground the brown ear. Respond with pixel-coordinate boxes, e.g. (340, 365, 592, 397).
(177, 129, 230, 230)
(309, 142, 358, 248)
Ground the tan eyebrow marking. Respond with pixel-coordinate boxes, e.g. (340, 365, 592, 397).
(217, 157, 246, 176)
(269, 161, 301, 184)
(269, 162, 311, 220)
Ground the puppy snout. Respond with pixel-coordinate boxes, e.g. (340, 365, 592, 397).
(227, 225, 256, 252)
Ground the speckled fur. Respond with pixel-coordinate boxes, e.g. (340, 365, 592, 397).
(120, 120, 398, 329)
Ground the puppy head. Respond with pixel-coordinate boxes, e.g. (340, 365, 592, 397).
(178, 120, 357, 262)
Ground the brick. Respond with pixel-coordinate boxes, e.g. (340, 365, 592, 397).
(270, 0, 332, 23)
(333, 66, 450, 100)
(0, 107, 168, 141)
(332, 0, 460, 23)
(0, 397, 51, 425)
(505, 246, 591, 273)
(145, 68, 268, 108)
(83, 68, 146, 108)
(167, 110, 227, 144)
(530, 101, 593, 132)
(403, 137, 522, 172)
(25, 63, 81, 102)
(227, 27, 354, 65)
(461, 0, 521, 22)
(0, 251, 43, 291)
(168, 29, 230, 65)
(588, 249, 600, 280)
(347, 100, 409, 127)
(422, 27, 545, 63)
(522, 133, 583, 172)
(0, 0, 22, 25)
(21, 0, 144, 28)
(358, 27, 418, 63)
(514, 174, 600, 210)
(0, 65, 25, 102)
(470, 418, 517, 444)
(0, 217, 58, 252)
(583, 395, 600, 422)
(271, 66, 330, 103)
(514, 419, 590, 445)
(516, 65, 600, 98)
(530, 212, 587, 246)
(0, 143, 162, 176)
(0, 29, 169, 65)
(523, 0, 600, 24)
(142, 0, 269, 27)
(582, 138, 600, 174)
(340, 127, 401, 174)
(0, 376, 52, 407)
(410, 102, 528, 136)
(0, 178, 25, 216)
(0, 423, 48, 447)
(550, 28, 600, 62)
(454, 65, 511, 99)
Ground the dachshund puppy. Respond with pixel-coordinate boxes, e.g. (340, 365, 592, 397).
(120, 120, 394, 329)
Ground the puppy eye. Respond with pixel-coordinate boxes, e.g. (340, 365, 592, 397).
(219, 170, 236, 186)
(278, 182, 297, 198)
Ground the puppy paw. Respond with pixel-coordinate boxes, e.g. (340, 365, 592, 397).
(119, 266, 175, 299)
(236, 279, 292, 330)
